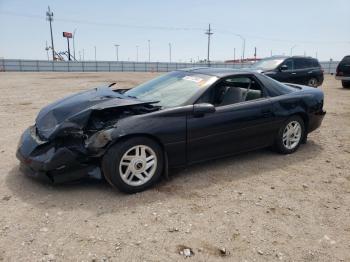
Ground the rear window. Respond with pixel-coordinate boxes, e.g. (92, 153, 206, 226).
(257, 74, 298, 95)
(340, 56, 350, 64)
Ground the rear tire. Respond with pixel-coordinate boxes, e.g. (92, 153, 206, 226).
(342, 81, 350, 88)
(307, 78, 318, 87)
(274, 116, 305, 154)
(102, 137, 164, 193)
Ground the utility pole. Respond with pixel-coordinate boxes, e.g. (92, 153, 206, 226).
(234, 47, 236, 62)
(205, 24, 213, 63)
(94, 46, 96, 61)
(270, 50, 273, 57)
(136, 45, 139, 62)
(73, 28, 77, 59)
(254, 47, 257, 61)
(46, 6, 55, 60)
(169, 43, 172, 63)
(79, 51, 81, 61)
(148, 40, 151, 62)
(114, 44, 120, 61)
(82, 49, 85, 61)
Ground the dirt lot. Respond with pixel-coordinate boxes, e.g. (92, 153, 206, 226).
(0, 72, 349, 262)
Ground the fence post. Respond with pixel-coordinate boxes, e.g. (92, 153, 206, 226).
(82, 62, 85, 72)
(95, 61, 98, 72)
(133, 62, 136, 72)
(121, 61, 124, 72)
(19, 60, 22, 71)
(36, 60, 39, 72)
(108, 62, 111, 72)
(68, 61, 70, 72)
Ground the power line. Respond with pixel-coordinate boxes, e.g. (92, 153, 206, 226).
(2, 10, 349, 45)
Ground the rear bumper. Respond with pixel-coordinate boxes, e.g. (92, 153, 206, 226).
(308, 110, 326, 133)
(16, 126, 101, 183)
(335, 76, 350, 81)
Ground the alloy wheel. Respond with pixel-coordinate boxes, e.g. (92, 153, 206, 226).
(282, 121, 302, 150)
(119, 145, 157, 186)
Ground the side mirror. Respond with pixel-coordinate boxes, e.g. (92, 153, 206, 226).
(193, 103, 216, 116)
(280, 64, 288, 71)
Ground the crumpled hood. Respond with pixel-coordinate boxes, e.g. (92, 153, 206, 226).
(36, 86, 150, 139)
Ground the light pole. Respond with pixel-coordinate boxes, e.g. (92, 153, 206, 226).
(73, 28, 77, 60)
(45, 41, 50, 61)
(114, 44, 120, 61)
(82, 49, 85, 61)
(169, 43, 172, 63)
(233, 47, 236, 62)
(148, 40, 151, 62)
(46, 6, 55, 60)
(94, 46, 96, 61)
(136, 45, 139, 62)
(290, 45, 297, 56)
(235, 34, 245, 61)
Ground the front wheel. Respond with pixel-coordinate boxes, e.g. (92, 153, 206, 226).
(102, 137, 164, 193)
(274, 116, 305, 154)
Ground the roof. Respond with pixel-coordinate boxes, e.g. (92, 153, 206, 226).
(180, 67, 255, 77)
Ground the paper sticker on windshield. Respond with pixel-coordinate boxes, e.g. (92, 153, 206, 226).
(183, 76, 203, 83)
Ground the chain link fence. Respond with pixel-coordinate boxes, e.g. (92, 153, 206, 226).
(0, 59, 339, 74)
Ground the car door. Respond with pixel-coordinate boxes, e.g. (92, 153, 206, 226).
(187, 74, 276, 163)
(293, 58, 310, 84)
(275, 58, 296, 83)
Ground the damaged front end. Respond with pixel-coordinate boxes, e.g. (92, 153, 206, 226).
(16, 86, 159, 183)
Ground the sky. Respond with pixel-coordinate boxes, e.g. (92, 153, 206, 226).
(0, 0, 349, 62)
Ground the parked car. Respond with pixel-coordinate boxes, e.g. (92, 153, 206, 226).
(16, 68, 326, 193)
(335, 55, 350, 88)
(251, 56, 324, 87)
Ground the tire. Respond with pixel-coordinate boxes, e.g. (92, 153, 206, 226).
(274, 116, 305, 154)
(307, 78, 318, 87)
(102, 137, 164, 193)
(342, 81, 350, 88)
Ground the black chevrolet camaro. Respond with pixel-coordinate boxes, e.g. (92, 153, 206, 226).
(16, 68, 326, 193)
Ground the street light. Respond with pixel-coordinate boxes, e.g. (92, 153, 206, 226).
(148, 40, 151, 62)
(290, 45, 297, 56)
(114, 44, 120, 61)
(136, 45, 139, 62)
(169, 43, 172, 63)
(235, 34, 246, 61)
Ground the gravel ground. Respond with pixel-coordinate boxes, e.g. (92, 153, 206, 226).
(0, 72, 349, 262)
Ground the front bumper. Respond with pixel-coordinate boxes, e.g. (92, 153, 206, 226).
(16, 126, 101, 183)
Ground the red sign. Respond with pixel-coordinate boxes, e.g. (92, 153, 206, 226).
(63, 32, 73, 38)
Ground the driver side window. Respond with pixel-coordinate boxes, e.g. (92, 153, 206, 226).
(196, 75, 264, 107)
(281, 59, 294, 70)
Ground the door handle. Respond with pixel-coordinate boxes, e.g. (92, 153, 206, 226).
(261, 109, 272, 117)
(291, 72, 297, 75)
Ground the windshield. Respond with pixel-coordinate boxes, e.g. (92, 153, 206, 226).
(252, 58, 284, 70)
(124, 71, 217, 108)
